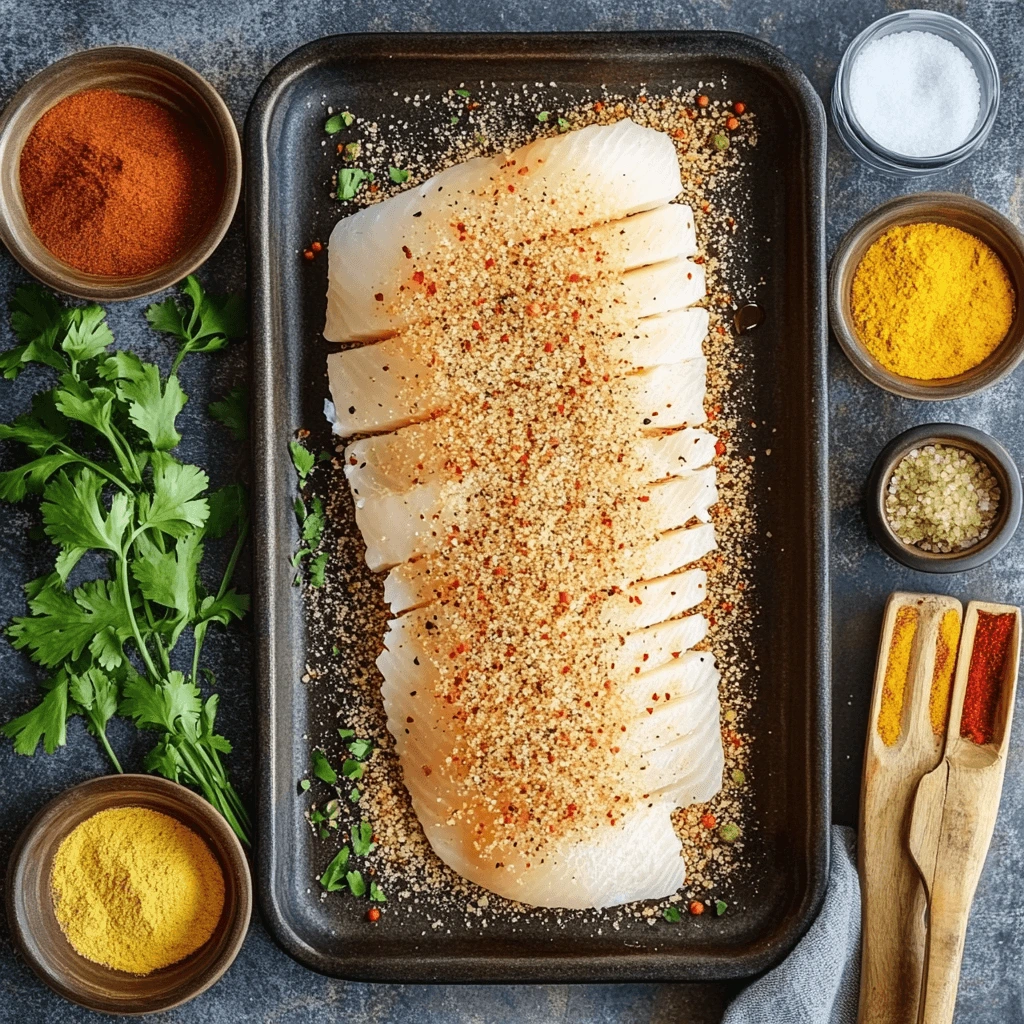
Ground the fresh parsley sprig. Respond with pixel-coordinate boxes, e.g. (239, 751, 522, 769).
(0, 277, 251, 843)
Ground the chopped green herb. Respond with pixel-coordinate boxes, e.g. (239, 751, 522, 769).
(557, 116, 570, 133)
(309, 551, 329, 587)
(349, 787, 361, 803)
(338, 728, 355, 739)
(209, 385, 248, 441)
(663, 906, 682, 922)
(454, 88, 470, 98)
(324, 114, 345, 135)
(309, 809, 325, 824)
(719, 822, 742, 843)
(341, 758, 365, 781)
(332, 645, 340, 656)
(731, 769, 746, 785)
(320, 845, 350, 890)
(715, 900, 728, 916)
(302, 496, 325, 546)
(347, 737, 373, 760)
(536, 111, 550, 122)
(346, 870, 366, 897)
(450, 115, 460, 125)
(389, 166, 410, 184)
(473, 133, 487, 145)
(351, 820, 374, 856)
(342, 141, 361, 162)
(312, 749, 337, 785)
(289, 441, 315, 484)
(325, 799, 341, 821)
(337, 168, 370, 201)
(317, 451, 331, 463)
(713, 133, 730, 151)
(319, 828, 329, 839)
(370, 882, 387, 902)
(300, 778, 311, 792)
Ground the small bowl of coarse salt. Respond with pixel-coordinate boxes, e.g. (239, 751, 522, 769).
(831, 10, 999, 176)
(866, 423, 1022, 573)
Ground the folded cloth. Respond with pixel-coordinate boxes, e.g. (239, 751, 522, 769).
(723, 826, 860, 1024)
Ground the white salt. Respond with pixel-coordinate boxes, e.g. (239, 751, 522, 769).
(849, 30, 981, 158)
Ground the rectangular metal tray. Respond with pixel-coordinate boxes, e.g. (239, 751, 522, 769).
(247, 31, 830, 983)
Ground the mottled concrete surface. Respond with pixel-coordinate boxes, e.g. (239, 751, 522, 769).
(0, 1, 1022, 1021)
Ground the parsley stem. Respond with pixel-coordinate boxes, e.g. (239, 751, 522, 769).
(56, 445, 132, 495)
(117, 546, 159, 681)
(95, 724, 123, 773)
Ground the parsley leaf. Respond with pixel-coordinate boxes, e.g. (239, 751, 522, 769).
(146, 276, 245, 372)
(341, 758, 364, 780)
(370, 882, 386, 902)
(337, 168, 370, 201)
(0, 285, 68, 379)
(347, 737, 373, 760)
(454, 88, 470, 98)
(320, 845, 350, 890)
(536, 111, 550, 122)
(117, 364, 187, 451)
(312, 750, 337, 784)
(389, 166, 410, 184)
(61, 305, 114, 362)
(140, 454, 209, 538)
(40, 469, 133, 554)
(69, 668, 122, 770)
(346, 870, 367, 897)
(0, 676, 68, 754)
(209, 386, 248, 441)
(663, 906, 682, 923)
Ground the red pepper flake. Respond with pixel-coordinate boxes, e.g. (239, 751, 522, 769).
(559, 591, 570, 605)
(726, 116, 740, 130)
(593, 101, 604, 112)
(507, 184, 516, 193)
(374, 292, 384, 302)
(485, 257, 495, 268)
(701, 812, 717, 829)
(733, 101, 746, 114)
(544, 341, 554, 353)
(518, 166, 529, 175)
(302, 249, 314, 261)
(562, 666, 571, 675)
(367, 907, 381, 923)
(697, 95, 709, 108)
(638, 495, 650, 502)
(311, 241, 322, 253)
(720, 601, 734, 613)
(401, 244, 411, 258)
(557, 403, 565, 415)
(961, 611, 1016, 745)
(472, 320, 481, 331)
(422, 765, 432, 776)
(689, 901, 705, 916)
(501, 333, 510, 343)
(568, 273, 581, 283)
(526, 302, 541, 316)
(412, 270, 425, 284)
(426, 282, 437, 296)
(493, 566, 506, 576)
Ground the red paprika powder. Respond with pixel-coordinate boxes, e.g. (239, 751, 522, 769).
(19, 88, 219, 277)
(960, 611, 1015, 745)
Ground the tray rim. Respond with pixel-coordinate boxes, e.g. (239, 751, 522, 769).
(246, 28, 831, 983)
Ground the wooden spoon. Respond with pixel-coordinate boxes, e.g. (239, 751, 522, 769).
(857, 592, 962, 1024)
(908, 601, 1021, 1024)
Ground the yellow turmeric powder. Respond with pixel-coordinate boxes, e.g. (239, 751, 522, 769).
(929, 609, 962, 735)
(877, 605, 919, 746)
(51, 806, 224, 975)
(851, 222, 1014, 380)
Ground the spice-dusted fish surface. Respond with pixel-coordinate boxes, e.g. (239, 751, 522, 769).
(324, 120, 724, 909)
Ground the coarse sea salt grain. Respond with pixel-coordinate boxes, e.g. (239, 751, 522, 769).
(849, 30, 981, 157)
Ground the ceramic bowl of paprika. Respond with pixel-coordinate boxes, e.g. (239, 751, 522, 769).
(829, 192, 1024, 401)
(6, 774, 251, 1015)
(0, 46, 241, 301)
(865, 422, 1023, 573)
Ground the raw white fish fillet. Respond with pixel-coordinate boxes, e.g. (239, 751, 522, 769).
(324, 120, 725, 909)
(325, 119, 683, 342)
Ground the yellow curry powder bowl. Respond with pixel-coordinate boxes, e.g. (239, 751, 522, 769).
(5, 774, 251, 1015)
(829, 193, 1024, 400)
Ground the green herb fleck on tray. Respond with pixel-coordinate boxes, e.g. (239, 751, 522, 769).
(536, 111, 549, 123)
(731, 769, 746, 785)
(389, 166, 410, 184)
(342, 758, 365, 781)
(300, 779, 311, 792)
(454, 88, 470, 98)
(662, 906, 682, 923)
(209, 385, 248, 441)
(346, 870, 367, 897)
(557, 116, 570, 133)
(324, 111, 354, 134)
(716, 900, 728, 916)
(713, 133, 730, 151)
(320, 845, 350, 890)
(351, 820, 374, 857)
(370, 882, 386, 902)
(347, 737, 373, 760)
(337, 168, 370, 201)
(312, 750, 337, 784)
(719, 822, 741, 843)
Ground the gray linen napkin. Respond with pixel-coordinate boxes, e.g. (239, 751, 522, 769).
(723, 826, 860, 1024)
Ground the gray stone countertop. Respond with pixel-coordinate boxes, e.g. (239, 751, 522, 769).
(1, 0, 1022, 1020)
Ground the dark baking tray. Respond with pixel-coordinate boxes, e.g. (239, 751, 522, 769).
(247, 31, 829, 982)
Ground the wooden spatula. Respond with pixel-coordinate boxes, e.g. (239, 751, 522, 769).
(858, 592, 962, 1024)
(908, 600, 1021, 1024)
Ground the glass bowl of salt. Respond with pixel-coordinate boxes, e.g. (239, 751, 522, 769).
(831, 10, 999, 176)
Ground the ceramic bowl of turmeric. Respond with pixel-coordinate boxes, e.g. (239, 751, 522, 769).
(5, 774, 251, 1015)
(829, 192, 1024, 400)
